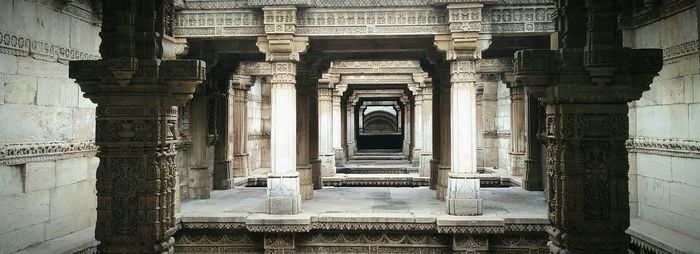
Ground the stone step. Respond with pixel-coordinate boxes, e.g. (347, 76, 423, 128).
(337, 166, 419, 174)
(350, 155, 407, 160)
(353, 152, 406, 157)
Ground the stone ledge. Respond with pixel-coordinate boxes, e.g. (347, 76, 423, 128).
(0, 140, 97, 166)
(627, 218, 700, 254)
(627, 137, 700, 159)
(179, 212, 549, 234)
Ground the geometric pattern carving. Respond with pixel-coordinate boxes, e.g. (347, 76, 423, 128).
(0, 30, 100, 64)
(0, 140, 97, 166)
(296, 232, 452, 253)
(481, 5, 556, 33)
(627, 137, 700, 159)
(174, 10, 265, 37)
(296, 8, 449, 36)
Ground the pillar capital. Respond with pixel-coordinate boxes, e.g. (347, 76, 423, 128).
(262, 6, 298, 34)
(256, 35, 309, 62)
(435, 3, 491, 62)
(229, 74, 253, 91)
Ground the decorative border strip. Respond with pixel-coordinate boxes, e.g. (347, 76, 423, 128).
(626, 137, 700, 159)
(0, 140, 97, 166)
(662, 39, 699, 62)
(0, 30, 100, 65)
(629, 235, 673, 254)
(180, 220, 547, 234)
(183, 0, 553, 9)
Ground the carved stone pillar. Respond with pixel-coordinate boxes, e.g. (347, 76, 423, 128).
(296, 66, 313, 200)
(514, 0, 662, 252)
(475, 83, 484, 172)
(430, 64, 450, 197)
(332, 92, 345, 166)
(446, 60, 482, 216)
(403, 102, 412, 157)
(214, 74, 251, 189)
(522, 93, 544, 191)
(232, 75, 252, 178)
(308, 73, 322, 190)
(69, 1, 206, 252)
(412, 91, 424, 167)
(346, 101, 357, 158)
(257, 6, 309, 214)
(434, 3, 489, 215)
(420, 79, 434, 178)
(507, 78, 525, 176)
(317, 74, 338, 177)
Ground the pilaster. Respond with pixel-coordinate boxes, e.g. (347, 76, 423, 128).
(420, 77, 434, 178)
(513, 0, 662, 251)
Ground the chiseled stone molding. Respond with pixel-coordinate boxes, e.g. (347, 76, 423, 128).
(329, 60, 424, 74)
(662, 39, 699, 62)
(0, 30, 100, 65)
(25, 0, 102, 24)
(0, 140, 97, 166)
(183, 0, 554, 9)
(174, 5, 555, 37)
(627, 137, 700, 159)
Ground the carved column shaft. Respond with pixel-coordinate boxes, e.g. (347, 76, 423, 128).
(332, 94, 345, 166)
(317, 74, 337, 177)
(522, 93, 544, 191)
(514, 0, 662, 251)
(232, 77, 251, 179)
(446, 60, 482, 216)
(412, 93, 423, 167)
(70, 0, 205, 252)
(346, 102, 356, 158)
(508, 84, 526, 176)
(475, 84, 484, 171)
(420, 87, 434, 178)
(435, 65, 451, 199)
(403, 103, 412, 157)
(296, 67, 313, 200)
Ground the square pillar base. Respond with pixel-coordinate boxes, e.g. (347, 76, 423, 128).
(419, 154, 432, 177)
(334, 148, 345, 167)
(266, 172, 301, 214)
(320, 154, 336, 177)
(446, 174, 482, 216)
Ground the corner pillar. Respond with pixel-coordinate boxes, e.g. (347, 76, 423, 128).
(514, 0, 662, 250)
(317, 74, 339, 177)
(506, 73, 526, 176)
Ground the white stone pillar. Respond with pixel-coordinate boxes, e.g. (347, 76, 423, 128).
(412, 93, 423, 166)
(403, 102, 411, 156)
(446, 60, 482, 216)
(267, 62, 301, 214)
(317, 74, 337, 176)
(332, 91, 344, 166)
(346, 102, 357, 158)
(420, 86, 433, 177)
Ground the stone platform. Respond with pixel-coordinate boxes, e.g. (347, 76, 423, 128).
(175, 187, 549, 253)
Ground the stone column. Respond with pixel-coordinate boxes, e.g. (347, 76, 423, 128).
(446, 61, 482, 216)
(317, 74, 338, 176)
(257, 6, 309, 214)
(412, 91, 424, 167)
(420, 82, 434, 178)
(296, 67, 313, 200)
(514, 0, 662, 251)
(346, 101, 357, 158)
(307, 72, 322, 190)
(69, 1, 206, 252)
(435, 65, 451, 199)
(522, 93, 543, 191)
(475, 83, 484, 172)
(232, 75, 252, 178)
(403, 102, 412, 157)
(507, 78, 525, 176)
(332, 89, 345, 166)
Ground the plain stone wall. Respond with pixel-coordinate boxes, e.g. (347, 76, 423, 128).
(625, 7, 700, 238)
(0, 0, 100, 253)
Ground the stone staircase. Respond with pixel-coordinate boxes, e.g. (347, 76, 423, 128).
(338, 149, 418, 174)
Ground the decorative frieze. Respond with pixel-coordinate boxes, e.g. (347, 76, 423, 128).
(662, 39, 699, 62)
(174, 10, 265, 37)
(481, 5, 556, 33)
(329, 60, 423, 74)
(627, 137, 700, 159)
(296, 8, 449, 36)
(0, 140, 97, 166)
(0, 30, 99, 64)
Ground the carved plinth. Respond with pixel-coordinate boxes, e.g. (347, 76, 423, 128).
(320, 154, 335, 177)
(446, 173, 482, 216)
(266, 173, 302, 214)
(233, 153, 250, 177)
